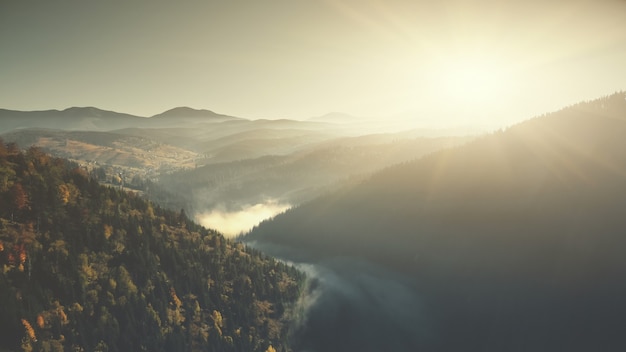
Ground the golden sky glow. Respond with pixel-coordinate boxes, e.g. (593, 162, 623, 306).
(1, 0, 625, 128)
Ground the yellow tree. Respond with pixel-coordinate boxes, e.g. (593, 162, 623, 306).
(10, 182, 29, 221)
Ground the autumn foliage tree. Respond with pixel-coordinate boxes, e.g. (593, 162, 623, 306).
(0, 144, 304, 351)
(10, 182, 28, 220)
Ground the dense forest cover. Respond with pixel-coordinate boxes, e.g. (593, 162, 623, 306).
(0, 142, 304, 352)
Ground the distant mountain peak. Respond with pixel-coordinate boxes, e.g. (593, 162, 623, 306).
(63, 106, 99, 111)
(62, 106, 108, 116)
(57, 106, 145, 120)
(151, 107, 224, 119)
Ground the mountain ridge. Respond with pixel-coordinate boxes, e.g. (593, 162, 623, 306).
(247, 91, 626, 351)
(0, 106, 242, 120)
(150, 106, 241, 120)
(0, 106, 244, 133)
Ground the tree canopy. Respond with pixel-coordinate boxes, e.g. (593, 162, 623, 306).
(0, 143, 304, 351)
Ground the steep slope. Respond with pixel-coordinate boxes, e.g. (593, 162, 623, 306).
(0, 144, 303, 352)
(247, 92, 626, 350)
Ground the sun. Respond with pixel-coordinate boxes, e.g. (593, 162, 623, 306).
(433, 54, 512, 109)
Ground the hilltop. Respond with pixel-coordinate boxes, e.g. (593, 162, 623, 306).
(151, 107, 242, 121)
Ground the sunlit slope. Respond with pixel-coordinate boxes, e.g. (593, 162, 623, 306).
(248, 92, 626, 350)
(0, 129, 200, 171)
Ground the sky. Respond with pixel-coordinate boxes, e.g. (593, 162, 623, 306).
(1, 0, 625, 128)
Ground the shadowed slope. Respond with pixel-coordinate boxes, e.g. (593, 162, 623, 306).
(248, 92, 626, 351)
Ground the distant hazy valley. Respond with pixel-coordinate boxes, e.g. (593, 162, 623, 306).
(0, 106, 473, 235)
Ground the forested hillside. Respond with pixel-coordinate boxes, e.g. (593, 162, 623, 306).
(0, 142, 303, 352)
(248, 92, 626, 350)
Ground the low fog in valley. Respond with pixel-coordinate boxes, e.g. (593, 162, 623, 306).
(197, 201, 291, 237)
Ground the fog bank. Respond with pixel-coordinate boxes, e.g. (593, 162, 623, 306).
(247, 240, 432, 352)
(196, 201, 290, 237)
(288, 258, 431, 352)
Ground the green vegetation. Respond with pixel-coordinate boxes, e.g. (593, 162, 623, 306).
(0, 142, 304, 351)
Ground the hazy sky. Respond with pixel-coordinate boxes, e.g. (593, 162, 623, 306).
(2, 0, 625, 127)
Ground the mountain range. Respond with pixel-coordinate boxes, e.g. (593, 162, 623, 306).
(1, 105, 473, 226)
(0, 106, 243, 133)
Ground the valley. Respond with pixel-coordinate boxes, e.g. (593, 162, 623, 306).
(2, 92, 625, 351)
(4, 1, 625, 350)
(0, 107, 473, 235)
